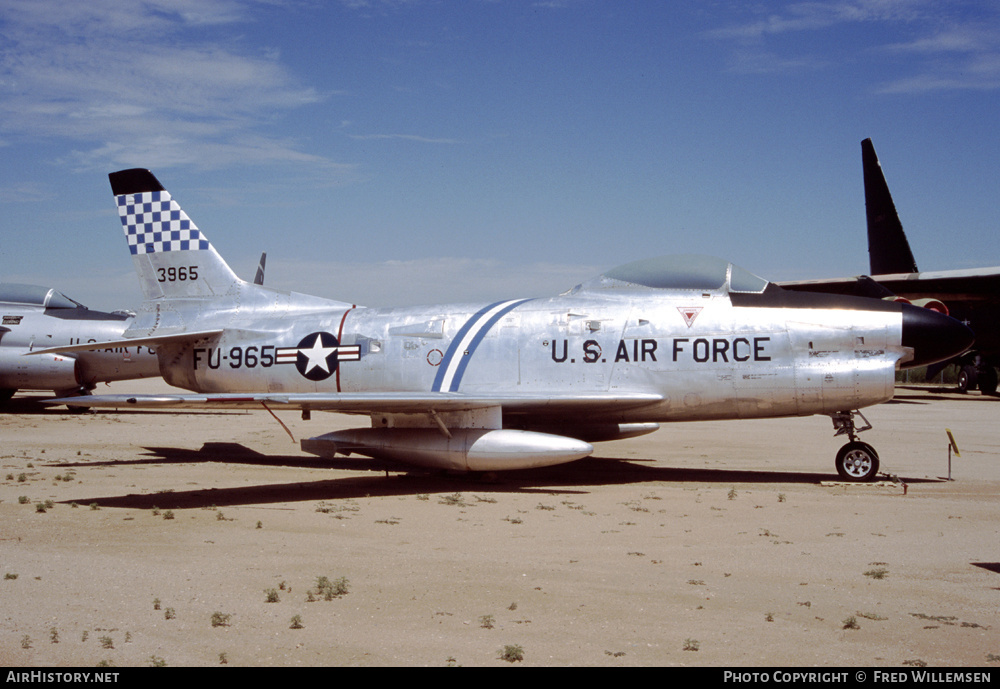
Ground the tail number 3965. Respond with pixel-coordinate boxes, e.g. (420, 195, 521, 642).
(157, 266, 199, 282)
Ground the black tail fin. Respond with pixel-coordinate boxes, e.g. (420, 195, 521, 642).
(862, 138, 918, 275)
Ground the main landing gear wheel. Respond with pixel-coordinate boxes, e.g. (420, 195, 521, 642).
(957, 365, 977, 394)
(829, 410, 881, 482)
(835, 441, 880, 482)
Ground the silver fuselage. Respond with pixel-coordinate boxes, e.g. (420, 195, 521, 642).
(0, 289, 159, 394)
(149, 281, 901, 429)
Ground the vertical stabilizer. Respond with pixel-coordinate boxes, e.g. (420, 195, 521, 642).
(862, 139, 918, 275)
(109, 169, 243, 301)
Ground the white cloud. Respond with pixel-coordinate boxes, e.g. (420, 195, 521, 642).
(0, 0, 338, 171)
(349, 134, 463, 144)
(706, 1, 1000, 91)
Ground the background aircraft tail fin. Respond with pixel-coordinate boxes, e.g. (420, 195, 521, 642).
(109, 169, 243, 301)
(862, 138, 918, 275)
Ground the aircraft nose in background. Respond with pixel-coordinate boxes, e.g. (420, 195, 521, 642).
(900, 302, 975, 368)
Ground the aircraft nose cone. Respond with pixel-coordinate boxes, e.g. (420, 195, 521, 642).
(900, 302, 975, 369)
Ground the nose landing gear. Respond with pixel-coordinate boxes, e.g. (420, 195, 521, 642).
(830, 411, 880, 482)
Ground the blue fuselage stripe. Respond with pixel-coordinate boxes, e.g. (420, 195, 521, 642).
(432, 299, 532, 392)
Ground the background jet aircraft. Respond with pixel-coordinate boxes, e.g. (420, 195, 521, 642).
(781, 138, 1000, 393)
(42, 169, 973, 481)
(0, 284, 160, 406)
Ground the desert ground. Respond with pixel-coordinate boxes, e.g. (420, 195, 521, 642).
(1, 380, 998, 667)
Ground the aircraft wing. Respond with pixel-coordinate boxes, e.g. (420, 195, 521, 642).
(47, 390, 664, 416)
(779, 267, 1000, 302)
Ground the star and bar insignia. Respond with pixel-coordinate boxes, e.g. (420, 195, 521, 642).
(276, 332, 360, 381)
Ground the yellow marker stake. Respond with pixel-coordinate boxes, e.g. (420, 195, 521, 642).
(946, 428, 960, 457)
(946, 428, 960, 481)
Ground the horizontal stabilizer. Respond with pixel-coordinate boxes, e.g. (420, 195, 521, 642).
(25, 329, 224, 357)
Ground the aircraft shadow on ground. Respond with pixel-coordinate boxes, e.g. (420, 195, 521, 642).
(55, 442, 935, 510)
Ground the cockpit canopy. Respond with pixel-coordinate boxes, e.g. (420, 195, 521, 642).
(0, 284, 87, 310)
(570, 255, 770, 295)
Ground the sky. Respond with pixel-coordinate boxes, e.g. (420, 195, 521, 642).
(1, 0, 998, 311)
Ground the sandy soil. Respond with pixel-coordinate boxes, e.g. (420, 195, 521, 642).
(1, 380, 998, 667)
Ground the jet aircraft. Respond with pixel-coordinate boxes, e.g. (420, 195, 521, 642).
(781, 139, 1000, 393)
(0, 284, 159, 406)
(40, 169, 973, 481)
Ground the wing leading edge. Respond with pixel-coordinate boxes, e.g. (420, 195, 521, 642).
(47, 390, 663, 415)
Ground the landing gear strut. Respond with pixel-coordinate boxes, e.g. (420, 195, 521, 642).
(829, 411, 880, 482)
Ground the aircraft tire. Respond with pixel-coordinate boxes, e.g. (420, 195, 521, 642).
(957, 365, 978, 394)
(978, 367, 998, 395)
(835, 441, 880, 482)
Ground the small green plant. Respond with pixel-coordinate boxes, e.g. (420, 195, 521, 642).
(149, 656, 167, 667)
(210, 611, 231, 627)
(4, 573, 17, 580)
(479, 614, 495, 629)
(49, 627, 59, 644)
(290, 615, 303, 629)
(164, 607, 175, 620)
(18, 495, 29, 504)
(163, 510, 175, 520)
(498, 644, 524, 663)
(21, 635, 32, 649)
(843, 616, 860, 630)
(683, 638, 700, 651)
(439, 492, 467, 506)
(864, 567, 889, 579)
(727, 487, 737, 500)
(153, 598, 161, 610)
(265, 588, 280, 603)
(219, 652, 228, 665)
(312, 575, 349, 600)
(99, 635, 114, 649)
(35, 502, 47, 513)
